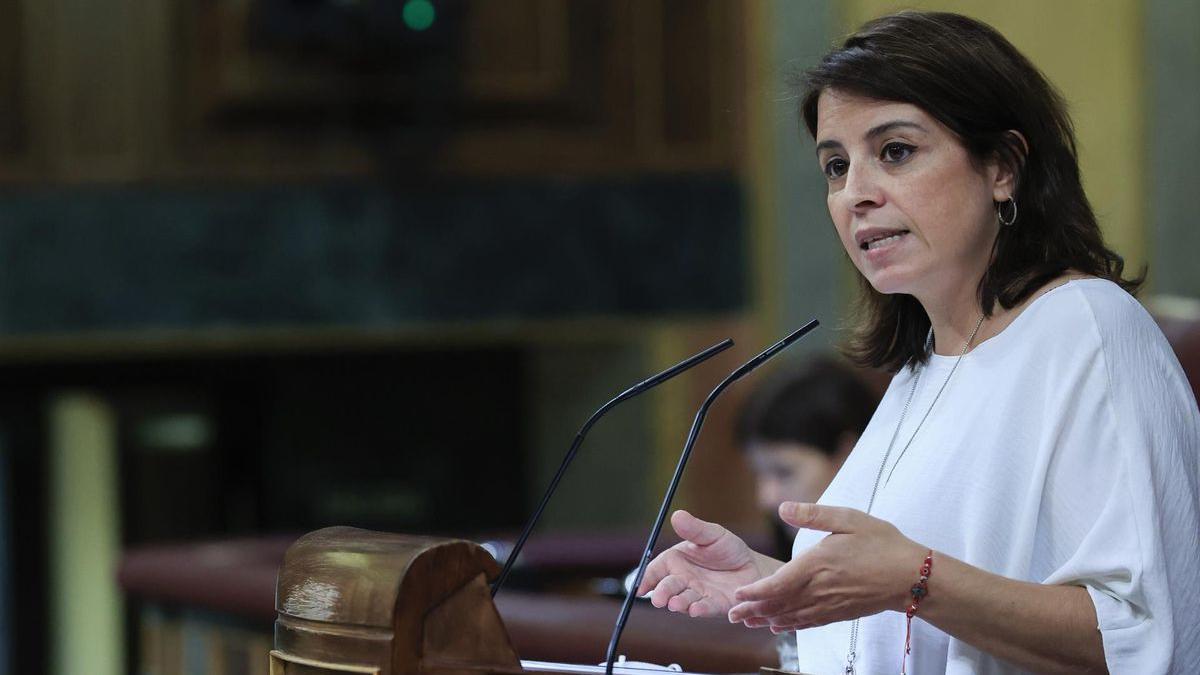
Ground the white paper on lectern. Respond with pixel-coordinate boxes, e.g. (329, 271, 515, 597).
(520, 659, 711, 674)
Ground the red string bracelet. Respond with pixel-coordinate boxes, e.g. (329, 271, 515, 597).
(902, 550, 933, 675)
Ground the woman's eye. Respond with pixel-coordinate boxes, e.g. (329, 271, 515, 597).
(823, 157, 848, 179)
(881, 142, 915, 163)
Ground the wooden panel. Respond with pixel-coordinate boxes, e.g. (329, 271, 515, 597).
(0, 1, 33, 181)
(18, 0, 165, 181)
(655, 0, 743, 164)
(37, 0, 140, 179)
(1, 0, 748, 181)
(462, 0, 571, 100)
(0, 2, 25, 158)
(164, 0, 743, 177)
(165, 0, 597, 176)
(181, 0, 589, 113)
(662, 0, 716, 146)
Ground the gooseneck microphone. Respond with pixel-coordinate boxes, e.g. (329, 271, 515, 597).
(603, 319, 819, 674)
(491, 337, 735, 598)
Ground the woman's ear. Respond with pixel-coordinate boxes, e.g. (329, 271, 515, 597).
(992, 129, 1029, 201)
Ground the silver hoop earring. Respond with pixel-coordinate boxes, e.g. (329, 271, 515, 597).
(997, 197, 1018, 227)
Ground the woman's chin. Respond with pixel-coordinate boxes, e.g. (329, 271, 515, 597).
(863, 273, 912, 296)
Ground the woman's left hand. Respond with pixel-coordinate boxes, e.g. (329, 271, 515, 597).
(727, 501, 927, 633)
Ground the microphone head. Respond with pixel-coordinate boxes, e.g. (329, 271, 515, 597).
(730, 319, 819, 381)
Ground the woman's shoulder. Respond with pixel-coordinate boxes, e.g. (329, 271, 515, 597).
(1019, 276, 1152, 336)
(1056, 276, 1143, 309)
(980, 276, 1164, 365)
(1047, 277, 1158, 339)
(1026, 277, 1184, 376)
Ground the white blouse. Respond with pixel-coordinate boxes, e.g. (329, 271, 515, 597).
(792, 279, 1200, 674)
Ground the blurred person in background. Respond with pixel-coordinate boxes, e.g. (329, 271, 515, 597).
(734, 356, 880, 670)
(736, 356, 879, 559)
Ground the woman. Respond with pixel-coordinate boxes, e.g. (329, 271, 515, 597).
(637, 11, 1200, 674)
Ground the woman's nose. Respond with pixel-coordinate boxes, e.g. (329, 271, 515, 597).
(757, 481, 781, 512)
(841, 162, 884, 212)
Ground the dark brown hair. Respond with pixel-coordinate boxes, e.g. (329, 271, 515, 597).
(799, 11, 1142, 372)
(735, 356, 879, 456)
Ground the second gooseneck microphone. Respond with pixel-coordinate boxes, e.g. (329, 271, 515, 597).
(491, 337, 735, 598)
(603, 319, 820, 674)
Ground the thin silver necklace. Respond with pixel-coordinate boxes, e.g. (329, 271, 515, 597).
(842, 314, 986, 675)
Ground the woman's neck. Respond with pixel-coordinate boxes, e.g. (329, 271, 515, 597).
(919, 285, 989, 356)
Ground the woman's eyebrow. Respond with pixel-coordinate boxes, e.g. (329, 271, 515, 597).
(815, 120, 929, 156)
(865, 120, 928, 139)
(815, 139, 843, 156)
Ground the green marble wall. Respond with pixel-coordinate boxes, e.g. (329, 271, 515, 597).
(1148, 0, 1200, 298)
(762, 0, 845, 353)
(0, 176, 744, 334)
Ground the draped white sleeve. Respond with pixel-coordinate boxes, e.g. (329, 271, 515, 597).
(1037, 282, 1200, 673)
(791, 279, 1200, 674)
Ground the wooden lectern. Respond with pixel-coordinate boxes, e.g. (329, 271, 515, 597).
(272, 526, 531, 675)
(272, 526, 786, 675)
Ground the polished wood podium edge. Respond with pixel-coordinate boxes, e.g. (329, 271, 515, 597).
(274, 528, 527, 675)
(270, 649, 381, 674)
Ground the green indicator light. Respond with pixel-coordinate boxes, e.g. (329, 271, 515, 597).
(402, 0, 435, 31)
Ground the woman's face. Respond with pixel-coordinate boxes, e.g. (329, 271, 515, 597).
(745, 441, 841, 515)
(814, 89, 1009, 301)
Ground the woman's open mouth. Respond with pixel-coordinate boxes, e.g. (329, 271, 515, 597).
(860, 230, 910, 251)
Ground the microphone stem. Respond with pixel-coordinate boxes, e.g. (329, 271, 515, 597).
(603, 319, 818, 674)
(603, 385, 722, 675)
(491, 338, 734, 598)
(491, 414, 605, 597)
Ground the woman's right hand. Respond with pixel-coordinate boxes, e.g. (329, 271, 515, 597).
(636, 510, 783, 618)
